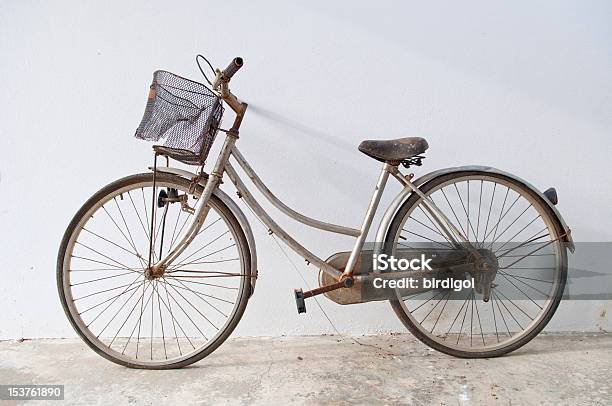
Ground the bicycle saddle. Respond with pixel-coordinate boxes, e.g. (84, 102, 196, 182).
(358, 137, 428, 163)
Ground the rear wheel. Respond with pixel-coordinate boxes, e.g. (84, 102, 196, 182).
(57, 173, 252, 369)
(386, 171, 567, 358)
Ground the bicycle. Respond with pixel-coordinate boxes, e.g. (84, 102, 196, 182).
(57, 56, 574, 369)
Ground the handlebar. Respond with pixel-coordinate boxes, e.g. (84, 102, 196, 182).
(211, 56, 247, 117)
(221, 57, 243, 81)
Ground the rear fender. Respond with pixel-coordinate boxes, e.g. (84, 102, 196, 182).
(374, 166, 574, 255)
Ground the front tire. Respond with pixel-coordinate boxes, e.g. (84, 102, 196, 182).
(57, 173, 252, 369)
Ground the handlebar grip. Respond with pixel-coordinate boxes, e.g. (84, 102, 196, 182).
(221, 57, 244, 80)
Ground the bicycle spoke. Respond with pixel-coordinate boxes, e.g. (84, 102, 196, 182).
(74, 279, 142, 302)
(166, 243, 237, 270)
(492, 291, 512, 336)
(494, 229, 549, 257)
(417, 205, 455, 246)
(499, 272, 553, 284)
(167, 206, 184, 250)
(475, 180, 483, 244)
(124, 282, 155, 357)
(430, 289, 452, 333)
(141, 188, 150, 239)
(469, 290, 474, 346)
(498, 238, 559, 270)
(491, 296, 500, 342)
(487, 204, 533, 249)
(457, 290, 473, 345)
(165, 279, 234, 306)
(494, 288, 533, 323)
(106, 281, 152, 344)
(70, 271, 134, 287)
(493, 215, 541, 253)
(165, 276, 238, 290)
(419, 290, 451, 325)
(474, 297, 485, 346)
(493, 291, 524, 330)
(407, 214, 454, 247)
(157, 281, 192, 352)
(152, 281, 167, 359)
(444, 291, 471, 339)
(160, 280, 210, 339)
(409, 289, 448, 313)
(453, 182, 477, 240)
(172, 230, 230, 267)
(486, 192, 521, 243)
(79, 279, 142, 315)
(74, 242, 143, 274)
(163, 278, 231, 317)
(150, 280, 156, 360)
(498, 271, 551, 298)
(114, 197, 144, 268)
(82, 227, 144, 262)
(102, 206, 141, 256)
(196, 216, 222, 237)
(128, 190, 151, 243)
(168, 212, 192, 251)
(401, 229, 454, 249)
(440, 188, 468, 239)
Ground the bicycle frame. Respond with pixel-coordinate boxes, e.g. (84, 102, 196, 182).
(151, 73, 574, 284)
(224, 148, 391, 280)
(152, 120, 468, 283)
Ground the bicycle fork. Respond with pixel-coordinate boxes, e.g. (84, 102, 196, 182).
(149, 100, 247, 277)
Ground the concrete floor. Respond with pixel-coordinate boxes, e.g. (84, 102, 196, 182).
(0, 334, 610, 405)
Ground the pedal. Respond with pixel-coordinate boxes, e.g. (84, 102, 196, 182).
(294, 289, 306, 314)
(294, 278, 353, 315)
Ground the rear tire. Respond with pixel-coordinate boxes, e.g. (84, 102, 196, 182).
(386, 171, 567, 358)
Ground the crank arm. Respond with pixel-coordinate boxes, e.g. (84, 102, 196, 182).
(294, 278, 354, 314)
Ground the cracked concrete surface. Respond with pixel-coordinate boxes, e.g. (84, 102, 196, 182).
(0, 333, 610, 405)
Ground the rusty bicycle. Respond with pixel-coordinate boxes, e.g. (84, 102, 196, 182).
(58, 56, 574, 369)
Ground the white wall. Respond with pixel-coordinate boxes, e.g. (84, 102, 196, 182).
(1, 0, 610, 339)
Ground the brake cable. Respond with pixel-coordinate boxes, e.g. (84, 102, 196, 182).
(196, 54, 215, 87)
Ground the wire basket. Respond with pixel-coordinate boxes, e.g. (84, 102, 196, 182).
(135, 70, 224, 165)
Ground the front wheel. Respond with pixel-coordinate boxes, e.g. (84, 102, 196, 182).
(386, 171, 568, 358)
(57, 173, 252, 369)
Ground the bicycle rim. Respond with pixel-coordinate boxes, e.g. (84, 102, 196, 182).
(57, 173, 251, 368)
(387, 171, 567, 357)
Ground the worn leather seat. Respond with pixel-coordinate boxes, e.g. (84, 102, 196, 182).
(358, 137, 428, 163)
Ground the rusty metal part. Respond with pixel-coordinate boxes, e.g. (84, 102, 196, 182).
(144, 265, 166, 280)
(302, 278, 353, 299)
(189, 170, 209, 194)
(179, 194, 195, 214)
(320, 249, 475, 305)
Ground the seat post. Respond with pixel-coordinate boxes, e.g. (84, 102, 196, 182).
(341, 162, 396, 280)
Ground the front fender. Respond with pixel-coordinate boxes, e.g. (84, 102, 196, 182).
(374, 166, 574, 254)
(150, 166, 258, 293)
